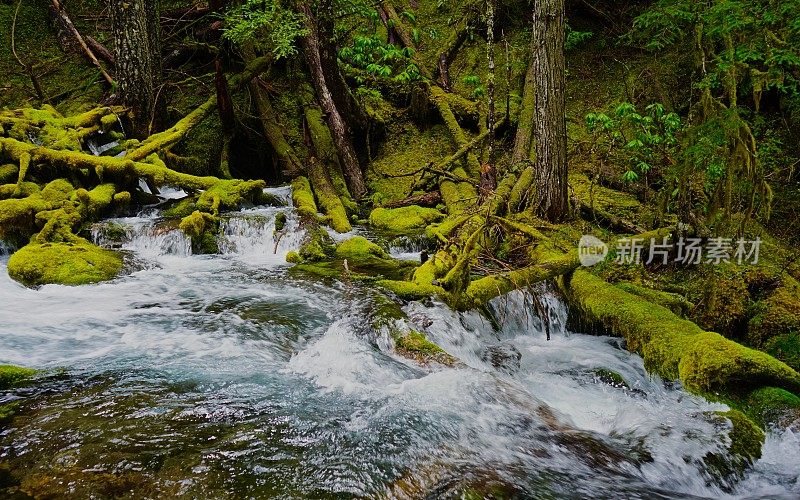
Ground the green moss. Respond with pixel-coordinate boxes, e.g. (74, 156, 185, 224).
(285, 250, 301, 263)
(395, 330, 444, 355)
(377, 279, 445, 301)
(615, 282, 694, 317)
(113, 191, 131, 209)
(334, 236, 415, 279)
(703, 409, 765, 482)
(0, 181, 39, 199)
(196, 179, 267, 215)
(764, 332, 800, 372)
(747, 279, 800, 348)
(0, 194, 49, 241)
(303, 106, 356, 213)
(366, 123, 454, 206)
(0, 365, 37, 390)
(696, 270, 748, 336)
(719, 409, 764, 462)
(392, 329, 456, 366)
(179, 211, 219, 254)
(0, 164, 19, 184)
(0, 401, 20, 425)
(335, 236, 389, 261)
(298, 226, 335, 262)
(743, 387, 800, 427)
(162, 198, 198, 218)
(291, 176, 318, 219)
(368, 206, 445, 233)
(40, 179, 74, 204)
(74, 183, 116, 218)
(7, 239, 123, 286)
(274, 212, 287, 232)
(594, 368, 630, 389)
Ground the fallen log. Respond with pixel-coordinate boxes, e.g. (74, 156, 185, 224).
(561, 269, 800, 396)
(461, 251, 580, 309)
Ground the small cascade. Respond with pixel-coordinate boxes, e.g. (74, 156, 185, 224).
(388, 233, 433, 261)
(218, 207, 303, 264)
(91, 218, 192, 258)
(0, 240, 16, 256)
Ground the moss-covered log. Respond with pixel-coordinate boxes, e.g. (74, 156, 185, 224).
(562, 270, 800, 396)
(306, 157, 352, 233)
(462, 252, 580, 309)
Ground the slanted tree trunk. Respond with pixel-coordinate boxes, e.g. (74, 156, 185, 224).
(531, 0, 568, 222)
(111, 0, 162, 138)
(298, 1, 366, 199)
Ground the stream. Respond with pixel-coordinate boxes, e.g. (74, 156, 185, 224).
(1, 187, 799, 499)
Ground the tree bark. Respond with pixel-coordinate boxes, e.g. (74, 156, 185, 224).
(511, 36, 536, 165)
(531, 0, 568, 222)
(110, 0, 161, 138)
(298, 2, 366, 199)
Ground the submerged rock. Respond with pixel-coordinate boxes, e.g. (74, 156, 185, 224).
(482, 343, 522, 373)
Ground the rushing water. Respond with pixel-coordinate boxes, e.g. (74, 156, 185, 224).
(1, 189, 799, 499)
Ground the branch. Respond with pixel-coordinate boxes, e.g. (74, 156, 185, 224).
(50, 0, 113, 85)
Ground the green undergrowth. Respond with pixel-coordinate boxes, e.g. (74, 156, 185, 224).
(366, 122, 453, 206)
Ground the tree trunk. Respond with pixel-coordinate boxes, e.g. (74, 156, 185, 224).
(298, 2, 366, 199)
(111, 0, 161, 138)
(531, 0, 568, 222)
(511, 36, 536, 165)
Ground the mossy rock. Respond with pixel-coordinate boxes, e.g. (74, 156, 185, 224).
(298, 226, 335, 262)
(0, 164, 19, 184)
(593, 368, 630, 389)
(40, 179, 74, 205)
(368, 206, 445, 233)
(179, 211, 219, 254)
(0, 365, 37, 390)
(392, 330, 456, 366)
(196, 179, 267, 214)
(7, 239, 123, 286)
(334, 237, 416, 279)
(703, 409, 765, 483)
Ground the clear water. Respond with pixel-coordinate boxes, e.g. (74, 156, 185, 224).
(1, 191, 798, 498)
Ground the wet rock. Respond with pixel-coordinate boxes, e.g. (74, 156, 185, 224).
(482, 343, 522, 373)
